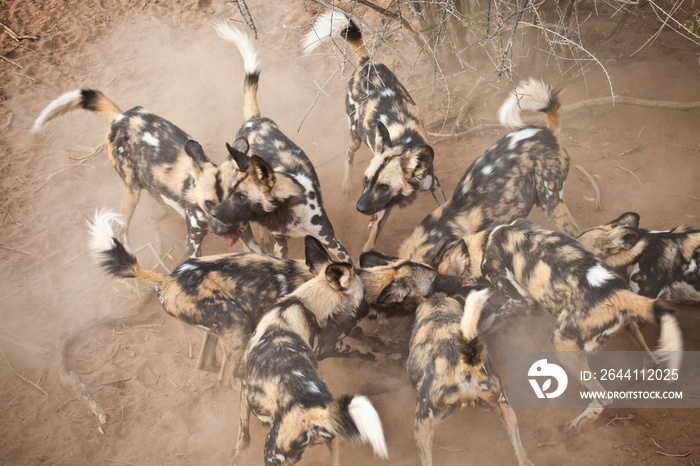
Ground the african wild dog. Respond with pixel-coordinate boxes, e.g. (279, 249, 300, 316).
(302, 11, 446, 252)
(463, 219, 683, 432)
(408, 289, 532, 466)
(577, 212, 700, 304)
(88, 210, 461, 385)
(209, 20, 351, 263)
(32, 90, 258, 258)
(235, 250, 388, 466)
(399, 78, 580, 281)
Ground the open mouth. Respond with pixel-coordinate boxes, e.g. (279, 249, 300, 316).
(222, 226, 247, 247)
(367, 213, 376, 230)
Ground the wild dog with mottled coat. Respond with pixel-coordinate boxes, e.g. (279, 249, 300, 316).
(408, 289, 532, 466)
(577, 212, 700, 304)
(302, 11, 446, 252)
(210, 20, 351, 263)
(32, 90, 257, 258)
(399, 78, 580, 280)
(463, 219, 683, 432)
(235, 251, 388, 466)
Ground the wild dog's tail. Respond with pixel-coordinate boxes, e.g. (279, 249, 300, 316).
(621, 290, 683, 370)
(327, 395, 389, 459)
(32, 89, 123, 134)
(497, 78, 561, 141)
(459, 288, 490, 367)
(301, 11, 369, 61)
(212, 20, 261, 120)
(87, 209, 169, 288)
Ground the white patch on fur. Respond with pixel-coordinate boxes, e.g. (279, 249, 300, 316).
(686, 260, 698, 275)
(306, 381, 321, 394)
(507, 127, 541, 150)
(378, 114, 389, 125)
(160, 195, 186, 218)
(655, 314, 683, 370)
(648, 229, 673, 234)
(212, 20, 260, 75)
(32, 89, 83, 133)
(301, 10, 351, 55)
(175, 263, 198, 273)
(586, 264, 615, 287)
(293, 173, 315, 195)
(87, 209, 125, 262)
(292, 369, 304, 378)
(505, 269, 528, 298)
(381, 88, 396, 97)
(276, 274, 288, 296)
(461, 183, 471, 195)
(629, 263, 641, 293)
(481, 164, 494, 176)
(497, 78, 554, 129)
(113, 113, 124, 123)
(142, 132, 160, 148)
(117, 146, 125, 154)
(348, 396, 389, 459)
(461, 288, 490, 341)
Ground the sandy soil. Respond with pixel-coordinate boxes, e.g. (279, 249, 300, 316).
(1, 1, 699, 465)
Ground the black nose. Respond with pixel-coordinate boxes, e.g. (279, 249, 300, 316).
(434, 274, 463, 294)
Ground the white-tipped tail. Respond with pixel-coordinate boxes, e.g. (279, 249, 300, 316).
(461, 288, 491, 341)
(301, 10, 351, 55)
(32, 89, 84, 134)
(87, 209, 125, 262)
(654, 314, 683, 370)
(497, 78, 554, 129)
(348, 396, 389, 459)
(212, 20, 260, 76)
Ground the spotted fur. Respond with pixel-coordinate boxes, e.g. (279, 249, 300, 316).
(407, 290, 532, 466)
(302, 11, 446, 252)
(32, 89, 258, 258)
(577, 212, 700, 304)
(235, 254, 388, 465)
(211, 21, 351, 263)
(465, 219, 683, 432)
(399, 79, 580, 280)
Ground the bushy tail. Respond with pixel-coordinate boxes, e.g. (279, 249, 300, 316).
(497, 78, 561, 140)
(212, 20, 261, 120)
(301, 10, 368, 60)
(330, 395, 389, 459)
(32, 89, 122, 134)
(459, 288, 490, 367)
(623, 291, 683, 370)
(87, 209, 169, 287)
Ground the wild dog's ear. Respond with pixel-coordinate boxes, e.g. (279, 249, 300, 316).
(226, 141, 250, 171)
(609, 212, 640, 229)
(232, 136, 250, 154)
(401, 145, 434, 181)
(376, 277, 411, 304)
(325, 263, 355, 291)
(249, 155, 275, 190)
(359, 250, 399, 268)
(304, 407, 335, 443)
(437, 239, 469, 277)
(184, 140, 208, 174)
(305, 236, 332, 275)
(606, 227, 641, 252)
(374, 122, 393, 154)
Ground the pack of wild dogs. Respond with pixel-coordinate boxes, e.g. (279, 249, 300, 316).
(32, 10, 698, 466)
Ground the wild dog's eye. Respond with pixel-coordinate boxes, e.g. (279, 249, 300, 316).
(379, 184, 389, 191)
(204, 200, 215, 209)
(236, 193, 247, 202)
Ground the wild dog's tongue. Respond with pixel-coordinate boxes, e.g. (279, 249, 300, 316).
(367, 213, 376, 229)
(224, 226, 246, 247)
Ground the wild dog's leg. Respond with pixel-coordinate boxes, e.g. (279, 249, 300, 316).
(315, 309, 375, 361)
(272, 234, 289, 259)
(414, 402, 444, 466)
(117, 185, 141, 248)
(184, 206, 209, 258)
(297, 220, 352, 263)
(624, 321, 661, 366)
(543, 201, 580, 237)
(343, 135, 362, 197)
(327, 438, 340, 466)
(233, 391, 251, 465)
(492, 392, 533, 466)
(479, 297, 534, 335)
(219, 317, 252, 389)
(429, 175, 446, 206)
(197, 333, 219, 373)
(362, 207, 392, 253)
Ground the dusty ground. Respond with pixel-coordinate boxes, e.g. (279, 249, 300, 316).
(1, 1, 699, 465)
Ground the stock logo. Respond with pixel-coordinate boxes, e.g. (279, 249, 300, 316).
(528, 359, 568, 399)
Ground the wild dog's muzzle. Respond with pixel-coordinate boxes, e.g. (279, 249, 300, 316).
(433, 274, 463, 295)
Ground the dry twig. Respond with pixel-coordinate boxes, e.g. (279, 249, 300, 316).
(1, 347, 49, 396)
(574, 165, 602, 210)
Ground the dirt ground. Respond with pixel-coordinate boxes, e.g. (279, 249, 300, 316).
(1, 1, 699, 465)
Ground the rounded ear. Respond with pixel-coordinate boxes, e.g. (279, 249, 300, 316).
(184, 140, 207, 174)
(401, 145, 434, 179)
(305, 236, 332, 275)
(232, 136, 250, 154)
(249, 155, 275, 189)
(609, 228, 641, 251)
(226, 142, 250, 171)
(325, 263, 355, 291)
(374, 122, 392, 154)
(610, 212, 640, 229)
(376, 277, 410, 304)
(359, 250, 398, 268)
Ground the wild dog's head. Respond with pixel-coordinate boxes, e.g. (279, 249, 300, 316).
(358, 250, 462, 317)
(210, 137, 302, 227)
(183, 140, 245, 240)
(576, 212, 643, 267)
(356, 122, 435, 215)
